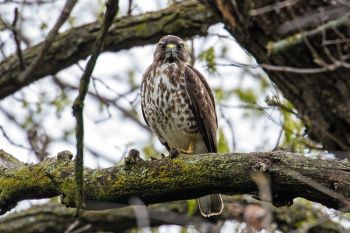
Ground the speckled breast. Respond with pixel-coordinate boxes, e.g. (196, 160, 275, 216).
(141, 63, 198, 148)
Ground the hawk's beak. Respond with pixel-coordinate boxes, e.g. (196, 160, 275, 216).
(166, 43, 176, 62)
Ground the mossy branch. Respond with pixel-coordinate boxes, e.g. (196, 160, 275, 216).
(1, 149, 350, 216)
(0, 0, 218, 99)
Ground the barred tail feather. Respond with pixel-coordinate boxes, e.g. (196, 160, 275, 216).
(197, 194, 223, 217)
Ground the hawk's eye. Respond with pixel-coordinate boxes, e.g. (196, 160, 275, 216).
(160, 44, 166, 49)
(177, 44, 183, 49)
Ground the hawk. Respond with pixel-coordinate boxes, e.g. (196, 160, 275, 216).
(140, 35, 223, 217)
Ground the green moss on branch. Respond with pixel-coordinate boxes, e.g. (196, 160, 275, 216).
(1, 150, 350, 215)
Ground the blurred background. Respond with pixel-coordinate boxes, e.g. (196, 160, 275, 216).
(0, 0, 345, 232)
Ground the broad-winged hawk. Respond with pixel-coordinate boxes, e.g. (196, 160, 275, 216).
(140, 35, 223, 217)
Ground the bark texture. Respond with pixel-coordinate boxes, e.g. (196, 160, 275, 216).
(0, 0, 218, 99)
(1, 149, 350, 215)
(201, 0, 350, 157)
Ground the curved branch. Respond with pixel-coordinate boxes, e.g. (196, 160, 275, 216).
(1, 149, 350, 215)
(0, 0, 218, 99)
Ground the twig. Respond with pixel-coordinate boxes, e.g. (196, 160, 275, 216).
(217, 61, 340, 74)
(0, 0, 57, 4)
(127, 0, 133, 16)
(71, 0, 119, 215)
(17, 0, 77, 83)
(53, 76, 148, 131)
(267, 12, 350, 55)
(11, 8, 25, 70)
(0, 125, 31, 150)
(250, 0, 300, 16)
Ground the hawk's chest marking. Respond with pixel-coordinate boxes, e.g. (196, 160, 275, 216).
(141, 63, 198, 146)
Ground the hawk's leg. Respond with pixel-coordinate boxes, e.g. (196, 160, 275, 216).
(169, 142, 195, 158)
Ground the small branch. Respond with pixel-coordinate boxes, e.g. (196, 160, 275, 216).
(217, 61, 341, 74)
(266, 12, 350, 55)
(17, 0, 77, 83)
(53, 76, 149, 131)
(72, 0, 119, 213)
(250, 0, 300, 16)
(1, 149, 350, 215)
(11, 8, 25, 71)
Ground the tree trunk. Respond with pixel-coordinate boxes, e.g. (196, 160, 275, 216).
(201, 0, 350, 158)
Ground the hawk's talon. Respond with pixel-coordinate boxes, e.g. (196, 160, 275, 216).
(169, 148, 180, 158)
(124, 149, 143, 170)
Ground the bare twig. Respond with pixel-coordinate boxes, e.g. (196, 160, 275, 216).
(72, 0, 119, 214)
(17, 0, 77, 83)
(127, 0, 133, 16)
(11, 8, 25, 70)
(216, 61, 340, 74)
(53, 75, 148, 130)
(250, 0, 300, 16)
(0, 0, 57, 4)
(267, 12, 350, 55)
(0, 125, 30, 150)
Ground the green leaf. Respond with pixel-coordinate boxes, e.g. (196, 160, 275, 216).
(186, 199, 197, 217)
(218, 128, 229, 153)
(198, 47, 216, 73)
(143, 145, 156, 157)
(214, 88, 224, 101)
(233, 88, 257, 104)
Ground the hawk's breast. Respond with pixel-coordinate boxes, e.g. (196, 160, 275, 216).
(141, 63, 199, 149)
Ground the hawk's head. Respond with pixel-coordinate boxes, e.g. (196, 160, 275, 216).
(154, 35, 190, 64)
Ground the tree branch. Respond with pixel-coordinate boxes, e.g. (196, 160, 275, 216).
(1, 149, 350, 216)
(72, 0, 119, 213)
(0, 197, 345, 233)
(0, 0, 218, 99)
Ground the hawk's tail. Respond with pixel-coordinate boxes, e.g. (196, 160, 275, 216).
(197, 194, 223, 217)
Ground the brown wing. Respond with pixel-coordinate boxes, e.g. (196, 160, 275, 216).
(184, 65, 218, 153)
(141, 65, 152, 128)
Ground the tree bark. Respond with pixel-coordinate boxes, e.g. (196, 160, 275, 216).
(200, 0, 350, 158)
(0, 0, 218, 99)
(0, 197, 345, 233)
(1, 149, 350, 215)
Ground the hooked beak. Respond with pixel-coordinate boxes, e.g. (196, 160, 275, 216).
(165, 43, 176, 62)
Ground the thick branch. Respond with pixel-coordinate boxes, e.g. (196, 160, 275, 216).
(1, 149, 350, 215)
(0, 0, 218, 99)
(0, 197, 345, 233)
